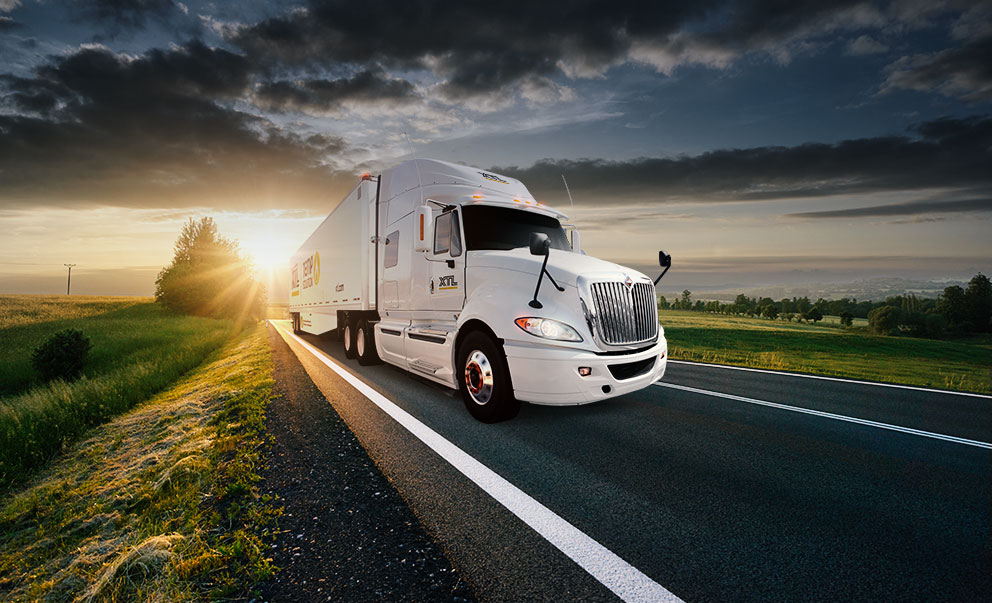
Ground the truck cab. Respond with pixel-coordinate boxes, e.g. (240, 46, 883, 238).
(291, 158, 669, 422)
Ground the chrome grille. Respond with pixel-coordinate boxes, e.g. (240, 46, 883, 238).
(590, 281, 658, 345)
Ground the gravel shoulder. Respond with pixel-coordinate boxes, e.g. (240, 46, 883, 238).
(259, 326, 477, 602)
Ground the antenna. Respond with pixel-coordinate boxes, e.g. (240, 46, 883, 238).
(404, 132, 425, 205)
(561, 174, 574, 210)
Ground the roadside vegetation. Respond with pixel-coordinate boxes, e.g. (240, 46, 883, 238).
(662, 272, 992, 338)
(0, 296, 234, 489)
(660, 309, 991, 394)
(0, 326, 277, 601)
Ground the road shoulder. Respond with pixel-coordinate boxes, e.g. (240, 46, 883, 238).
(259, 325, 476, 601)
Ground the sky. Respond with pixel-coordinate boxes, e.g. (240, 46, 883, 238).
(1, 0, 990, 302)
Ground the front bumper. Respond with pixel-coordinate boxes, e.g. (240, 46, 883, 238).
(503, 337, 668, 405)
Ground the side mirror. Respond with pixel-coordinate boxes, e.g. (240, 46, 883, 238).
(529, 232, 550, 256)
(414, 205, 433, 252)
(654, 250, 672, 284)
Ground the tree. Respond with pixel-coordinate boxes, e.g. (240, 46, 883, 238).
(964, 273, 992, 332)
(937, 285, 967, 329)
(657, 295, 669, 310)
(839, 311, 853, 327)
(681, 290, 692, 308)
(804, 307, 823, 323)
(868, 305, 898, 335)
(761, 304, 779, 319)
(155, 217, 265, 323)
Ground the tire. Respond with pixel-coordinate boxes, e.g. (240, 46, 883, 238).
(292, 313, 301, 334)
(356, 320, 381, 365)
(343, 320, 357, 359)
(457, 332, 520, 423)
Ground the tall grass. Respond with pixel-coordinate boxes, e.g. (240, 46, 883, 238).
(0, 297, 234, 489)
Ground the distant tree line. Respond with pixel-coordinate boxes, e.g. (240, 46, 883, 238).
(659, 273, 992, 338)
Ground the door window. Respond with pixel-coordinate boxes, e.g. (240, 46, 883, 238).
(434, 211, 462, 257)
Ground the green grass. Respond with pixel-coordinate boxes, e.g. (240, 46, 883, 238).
(660, 310, 991, 394)
(0, 326, 277, 601)
(0, 295, 236, 489)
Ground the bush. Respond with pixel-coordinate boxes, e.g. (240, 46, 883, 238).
(31, 329, 92, 381)
(868, 306, 899, 335)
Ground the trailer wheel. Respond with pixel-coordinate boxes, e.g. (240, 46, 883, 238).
(457, 332, 520, 423)
(356, 320, 381, 366)
(343, 320, 357, 359)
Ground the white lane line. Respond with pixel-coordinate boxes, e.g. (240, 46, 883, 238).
(667, 360, 992, 399)
(655, 381, 992, 449)
(271, 321, 682, 603)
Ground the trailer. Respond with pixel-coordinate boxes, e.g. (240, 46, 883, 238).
(290, 158, 671, 422)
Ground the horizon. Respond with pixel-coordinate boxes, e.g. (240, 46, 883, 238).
(1, 1, 990, 298)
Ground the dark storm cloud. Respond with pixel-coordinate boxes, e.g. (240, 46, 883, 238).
(255, 69, 418, 114)
(0, 16, 19, 31)
(68, 0, 182, 32)
(233, 0, 894, 98)
(881, 34, 992, 101)
(496, 115, 992, 204)
(785, 197, 992, 219)
(0, 41, 354, 209)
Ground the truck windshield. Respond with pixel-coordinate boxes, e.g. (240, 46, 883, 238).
(462, 205, 571, 251)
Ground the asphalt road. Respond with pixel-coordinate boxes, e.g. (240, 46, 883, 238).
(271, 322, 991, 602)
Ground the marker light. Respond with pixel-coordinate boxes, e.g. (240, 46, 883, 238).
(361, 172, 372, 180)
(472, 194, 484, 199)
(514, 317, 583, 342)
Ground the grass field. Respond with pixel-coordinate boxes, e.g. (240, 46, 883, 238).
(660, 309, 991, 394)
(0, 295, 236, 489)
(0, 326, 276, 601)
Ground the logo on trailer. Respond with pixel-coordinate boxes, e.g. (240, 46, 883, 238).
(301, 251, 320, 289)
(478, 171, 508, 184)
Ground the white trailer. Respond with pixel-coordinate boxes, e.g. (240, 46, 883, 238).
(290, 159, 672, 422)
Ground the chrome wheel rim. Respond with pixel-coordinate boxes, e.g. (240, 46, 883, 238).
(344, 324, 352, 351)
(464, 350, 494, 405)
(357, 327, 365, 357)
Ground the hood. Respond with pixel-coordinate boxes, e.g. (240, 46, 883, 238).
(468, 248, 652, 287)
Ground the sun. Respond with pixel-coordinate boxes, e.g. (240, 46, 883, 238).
(243, 236, 290, 271)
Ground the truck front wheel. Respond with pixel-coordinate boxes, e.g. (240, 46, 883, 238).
(457, 332, 520, 423)
(356, 320, 381, 365)
(343, 320, 357, 359)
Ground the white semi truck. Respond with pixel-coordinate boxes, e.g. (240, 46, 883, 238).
(289, 158, 672, 422)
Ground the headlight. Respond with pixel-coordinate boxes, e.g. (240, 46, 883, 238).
(514, 317, 583, 342)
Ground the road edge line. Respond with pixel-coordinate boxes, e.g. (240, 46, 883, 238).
(270, 321, 684, 603)
(655, 381, 992, 449)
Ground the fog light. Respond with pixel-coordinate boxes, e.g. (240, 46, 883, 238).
(578, 366, 592, 377)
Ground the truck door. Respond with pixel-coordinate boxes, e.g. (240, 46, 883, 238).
(428, 208, 466, 319)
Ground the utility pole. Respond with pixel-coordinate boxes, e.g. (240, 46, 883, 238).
(64, 263, 76, 295)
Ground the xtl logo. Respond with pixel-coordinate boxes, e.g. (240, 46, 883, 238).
(438, 275, 458, 289)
